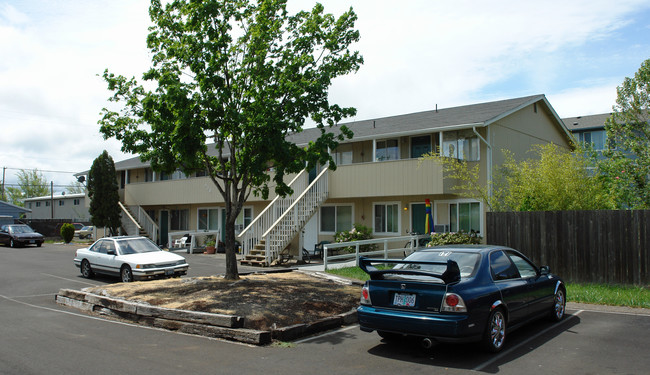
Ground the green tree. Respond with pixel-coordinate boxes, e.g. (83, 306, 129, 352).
(600, 58, 650, 208)
(99, 0, 363, 280)
(5, 169, 50, 206)
(88, 151, 121, 235)
(423, 143, 614, 211)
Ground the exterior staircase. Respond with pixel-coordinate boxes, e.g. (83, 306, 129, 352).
(239, 168, 328, 267)
(119, 202, 159, 242)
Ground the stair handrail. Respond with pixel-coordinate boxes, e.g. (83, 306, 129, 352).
(238, 170, 305, 238)
(262, 167, 328, 238)
(262, 168, 329, 264)
(118, 201, 141, 236)
(129, 205, 159, 243)
(238, 170, 309, 256)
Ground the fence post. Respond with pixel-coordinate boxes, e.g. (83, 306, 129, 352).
(323, 246, 328, 270)
(384, 240, 388, 258)
(356, 244, 360, 266)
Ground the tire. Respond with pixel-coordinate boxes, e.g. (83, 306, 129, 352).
(550, 287, 566, 322)
(81, 259, 95, 279)
(37, 243, 42, 247)
(403, 241, 415, 258)
(121, 265, 134, 282)
(483, 308, 507, 353)
(10, 239, 17, 248)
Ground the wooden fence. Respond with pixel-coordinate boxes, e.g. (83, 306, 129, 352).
(486, 210, 650, 285)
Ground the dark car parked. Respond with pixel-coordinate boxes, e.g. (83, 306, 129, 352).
(357, 245, 566, 353)
(0, 224, 45, 248)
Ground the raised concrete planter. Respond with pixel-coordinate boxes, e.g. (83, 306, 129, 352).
(55, 287, 357, 345)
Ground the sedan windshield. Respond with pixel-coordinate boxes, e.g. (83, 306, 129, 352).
(9, 226, 34, 234)
(117, 238, 161, 255)
(396, 250, 481, 278)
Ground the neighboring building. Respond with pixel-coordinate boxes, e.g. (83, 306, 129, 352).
(76, 94, 572, 264)
(0, 200, 30, 220)
(23, 193, 89, 221)
(563, 113, 610, 157)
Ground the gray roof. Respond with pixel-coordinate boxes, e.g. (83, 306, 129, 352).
(0, 201, 31, 216)
(287, 94, 558, 145)
(24, 193, 86, 202)
(90, 94, 567, 172)
(563, 113, 612, 131)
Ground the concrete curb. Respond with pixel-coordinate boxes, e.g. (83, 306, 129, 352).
(55, 273, 360, 346)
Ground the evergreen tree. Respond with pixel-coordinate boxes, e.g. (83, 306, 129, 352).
(88, 151, 121, 235)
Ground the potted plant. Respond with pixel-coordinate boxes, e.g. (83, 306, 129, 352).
(204, 235, 216, 254)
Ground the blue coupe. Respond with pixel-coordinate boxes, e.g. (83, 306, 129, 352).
(357, 245, 566, 352)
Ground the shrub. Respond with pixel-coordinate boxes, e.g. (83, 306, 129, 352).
(334, 223, 377, 253)
(60, 223, 76, 244)
(427, 231, 482, 246)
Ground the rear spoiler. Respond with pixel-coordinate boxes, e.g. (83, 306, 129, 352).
(359, 256, 461, 284)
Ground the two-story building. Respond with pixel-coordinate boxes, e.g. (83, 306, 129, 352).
(78, 94, 572, 265)
(23, 193, 89, 222)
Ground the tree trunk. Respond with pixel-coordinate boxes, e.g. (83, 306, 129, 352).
(224, 207, 240, 280)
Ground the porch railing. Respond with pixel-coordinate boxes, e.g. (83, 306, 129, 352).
(128, 205, 159, 243)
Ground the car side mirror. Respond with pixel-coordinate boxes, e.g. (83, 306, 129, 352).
(540, 265, 550, 275)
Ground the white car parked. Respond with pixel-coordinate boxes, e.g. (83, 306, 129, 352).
(74, 236, 189, 282)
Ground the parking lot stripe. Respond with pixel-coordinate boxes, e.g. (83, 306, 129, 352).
(41, 273, 99, 286)
(473, 310, 584, 372)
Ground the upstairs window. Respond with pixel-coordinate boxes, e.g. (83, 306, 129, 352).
(375, 139, 399, 162)
(442, 130, 480, 161)
(332, 144, 353, 166)
(578, 130, 606, 151)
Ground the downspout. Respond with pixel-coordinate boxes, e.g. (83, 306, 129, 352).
(473, 126, 492, 204)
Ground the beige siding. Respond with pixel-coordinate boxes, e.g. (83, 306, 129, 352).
(491, 103, 570, 165)
(329, 159, 444, 198)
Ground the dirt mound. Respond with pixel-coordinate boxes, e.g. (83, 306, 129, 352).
(87, 271, 361, 330)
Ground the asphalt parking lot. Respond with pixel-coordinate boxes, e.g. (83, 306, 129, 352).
(1, 242, 649, 374)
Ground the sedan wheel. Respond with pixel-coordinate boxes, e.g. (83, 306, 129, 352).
(550, 288, 566, 322)
(10, 239, 16, 248)
(121, 265, 134, 283)
(81, 259, 94, 279)
(483, 309, 506, 353)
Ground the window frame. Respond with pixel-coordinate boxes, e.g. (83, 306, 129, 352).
(319, 204, 354, 234)
(373, 201, 401, 235)
(374, 138, 400, 162)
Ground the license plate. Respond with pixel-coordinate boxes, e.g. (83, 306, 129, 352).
(29, 240, 35, 244)
(164, 268, 174, 276)
(393, 293, 416, 307)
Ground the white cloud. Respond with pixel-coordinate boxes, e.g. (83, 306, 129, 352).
(1, 0, 649, 189)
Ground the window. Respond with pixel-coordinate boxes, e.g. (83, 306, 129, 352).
(320, 205, 352, 233)
(35, 202, 40, 208)
(579, 130, 606, 151)
(59, 200, 64, 206)
(144, 168, 154, 182)
(450, 202, 481, 233)
(235, 208, 253, 234)
(508, 252, 538, 278)
(45, 201, 50, 207)
(442, 130, 480, 161)
(332, 144, 353, 166)
(375, 139, 399, 161)
(374, 203, 399, 234)
(160, 170, 187, 181)
(73, 199, 80, 206)
(490, 251, 519, 280)
(411, 135, 431, 158)
(198, 208, 220, 231)
(170, 209, 189, 231)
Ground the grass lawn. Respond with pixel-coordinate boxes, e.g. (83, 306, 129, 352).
(327, 267, 650, 309)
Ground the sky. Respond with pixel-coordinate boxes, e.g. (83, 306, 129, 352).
(1, 0, 649, 194)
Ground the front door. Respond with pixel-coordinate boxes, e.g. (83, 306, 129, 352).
(410, 203, 426, 234)
(160, 210, 169, 246)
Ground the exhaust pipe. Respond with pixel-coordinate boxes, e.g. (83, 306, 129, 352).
(421, 338, 434, 349)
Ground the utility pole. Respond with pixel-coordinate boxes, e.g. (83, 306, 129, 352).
(1, 167, 5, 201)
(51, 181, 54, 219)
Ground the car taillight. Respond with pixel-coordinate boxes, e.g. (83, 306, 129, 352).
(441, 293, 467, 312)
(360, 285, 372, 305)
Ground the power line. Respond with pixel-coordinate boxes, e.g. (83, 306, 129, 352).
(3, 167, 78, 174)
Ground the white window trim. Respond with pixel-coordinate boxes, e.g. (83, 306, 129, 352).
(373, 138, 400, 162)
(197, 207, 221, 231)
(372, 201, 401, 235)
(319, 204, 354, 234)
(434, 198, 483, 234)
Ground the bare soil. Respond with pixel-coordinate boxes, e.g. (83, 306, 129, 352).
(86, 271, 361, 331)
